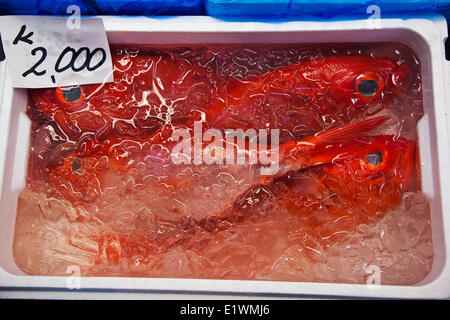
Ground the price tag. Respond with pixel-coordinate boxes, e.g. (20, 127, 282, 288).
(0, 16, 114, 88)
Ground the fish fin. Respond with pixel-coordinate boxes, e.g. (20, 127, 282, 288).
(280, 116, 389, 170)
(304, 139, 367, 167)
(300, 115, 390, 145)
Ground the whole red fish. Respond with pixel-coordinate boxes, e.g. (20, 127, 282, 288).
(28, 52, 409, 157)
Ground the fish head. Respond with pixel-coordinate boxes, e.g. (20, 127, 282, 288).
(29, 83, 97, 117)
(27, 54, 145, 143)
(28, 52, 220, 144)
(320, 55, 410, 107)
(344, 136, 415, 185)
(46, 131, 174, 203)
(28, 52, 156, 116)
(274, 134, 417, 239)
(322, 135, 416, 216)
(47, 153, 108, 203)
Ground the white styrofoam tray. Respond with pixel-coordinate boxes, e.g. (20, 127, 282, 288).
(0, 15, 449, 299)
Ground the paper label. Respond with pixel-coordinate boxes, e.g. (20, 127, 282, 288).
(0, 16, 114, 88)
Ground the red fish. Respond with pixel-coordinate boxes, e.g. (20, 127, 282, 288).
(204, 55, 409, 143)
(28, 53, 409, 157)
(90, 127, 417, 267)
(46, 116, 389, 217)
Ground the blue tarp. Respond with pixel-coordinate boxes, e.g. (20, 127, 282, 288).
(0, 0, 204, 15)
(0, 0, 449, 20)
(205, 0, 450, 19)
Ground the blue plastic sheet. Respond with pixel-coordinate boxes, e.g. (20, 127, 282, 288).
(0, 0, 204, 15)
(1, 0, 449, 18)
(205, 0, 450, 19)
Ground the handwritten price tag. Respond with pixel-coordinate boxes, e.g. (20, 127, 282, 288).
(0, 16, 113, 88)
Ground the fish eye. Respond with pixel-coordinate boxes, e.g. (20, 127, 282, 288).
(365, 151, 383, 169)
(358, 80, 378, 97)
(355, 72, 384, 99)
(56, 85, 85, 104)
(72, 157, 82, 172)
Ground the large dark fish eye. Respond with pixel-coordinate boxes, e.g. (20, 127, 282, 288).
(358, 80, 378, 97)
(365, 151, 382, 167)
(72, 157, 82, 172)
(63, 86, 82, 102)
(56, 85, 85, 104)
(355, 71, 384, 99)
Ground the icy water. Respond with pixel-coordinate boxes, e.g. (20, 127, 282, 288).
(13, 43, 432, 285)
